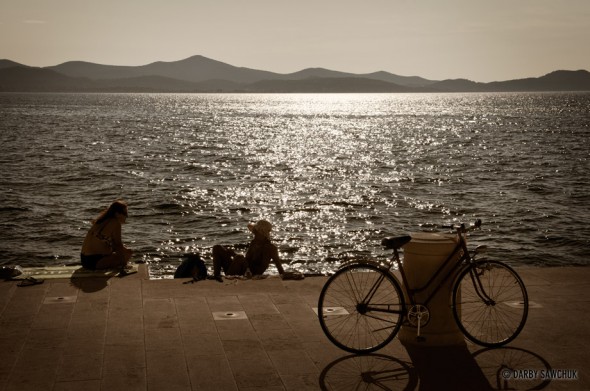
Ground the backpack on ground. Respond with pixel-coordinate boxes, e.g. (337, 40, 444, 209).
(174, 253, 208, 281)
(0, 265, 23, 280)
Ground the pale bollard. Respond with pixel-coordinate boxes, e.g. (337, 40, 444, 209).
(397, 232, 465, 346)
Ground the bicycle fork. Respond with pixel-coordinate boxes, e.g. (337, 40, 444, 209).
(468, 263, 495, 305)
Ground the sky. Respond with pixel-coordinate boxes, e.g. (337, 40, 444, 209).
(1, 0, 589, 82)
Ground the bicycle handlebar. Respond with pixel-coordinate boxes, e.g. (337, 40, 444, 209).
(442, 219, 482, 233)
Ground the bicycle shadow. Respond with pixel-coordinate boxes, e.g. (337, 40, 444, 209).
(318, 345, 552, 391)
(319, 353, 418, 391)
(472, 346, 553, 390)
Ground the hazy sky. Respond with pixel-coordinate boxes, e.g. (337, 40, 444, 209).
(1, 0, 589, 82)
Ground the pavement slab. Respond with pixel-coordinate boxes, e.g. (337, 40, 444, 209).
(0, 265, 588, 390)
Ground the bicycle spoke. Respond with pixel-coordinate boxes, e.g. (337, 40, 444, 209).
(318, 264, 404, 353)
(453, 261, 528, 347)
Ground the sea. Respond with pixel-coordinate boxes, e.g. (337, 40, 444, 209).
(1, 92, 588, 279)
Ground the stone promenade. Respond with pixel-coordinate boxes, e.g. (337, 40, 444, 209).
(0, 266, 588, 390)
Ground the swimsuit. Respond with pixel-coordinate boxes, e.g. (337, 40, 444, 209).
(93, 223, 113, 250)
(80, 253, 106, 270)
(81, 222, 114, 269)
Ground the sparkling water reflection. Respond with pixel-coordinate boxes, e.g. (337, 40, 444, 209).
(0, 92, 588, 278)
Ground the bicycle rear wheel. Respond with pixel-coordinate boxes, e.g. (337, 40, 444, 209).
(452, 260, 528, 347)
(318, 263, 405, 353)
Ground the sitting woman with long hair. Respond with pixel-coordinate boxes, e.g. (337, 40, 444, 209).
(81, 200, 133, 270)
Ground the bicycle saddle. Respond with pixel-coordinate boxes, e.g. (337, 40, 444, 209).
(381, 235, 412, 250)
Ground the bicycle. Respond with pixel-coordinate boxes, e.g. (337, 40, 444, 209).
(317, 220, 528, 354)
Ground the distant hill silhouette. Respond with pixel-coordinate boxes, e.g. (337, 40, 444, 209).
(484, 70, 590, 92)
(1, 55, 589, 92)
(0, 59, 27, 70)
(246, 77, 414, 93)
(0, 66, 95, 91)
(47, 55, 279, 84)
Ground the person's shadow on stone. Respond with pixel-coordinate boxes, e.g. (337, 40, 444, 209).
(70, 268, 110, 293)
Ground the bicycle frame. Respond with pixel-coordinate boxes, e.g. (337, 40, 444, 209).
(357, 222, 489, 315)
(392, 227, 473, 309)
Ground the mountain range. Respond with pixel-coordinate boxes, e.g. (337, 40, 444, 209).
(1, 55, 589, 93)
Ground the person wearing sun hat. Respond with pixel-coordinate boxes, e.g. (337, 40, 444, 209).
(245, 220, 284, 276)
(247, 220, 273, 240)
(211, 219, 285, 281)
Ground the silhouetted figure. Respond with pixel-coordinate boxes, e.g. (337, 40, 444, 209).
(81, 200, 133, 271)
(212, 220, 284, 282)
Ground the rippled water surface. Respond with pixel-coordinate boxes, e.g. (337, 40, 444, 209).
(1, 92, 588, 278)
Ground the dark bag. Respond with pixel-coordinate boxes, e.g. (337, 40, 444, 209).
(174, 253, 208, 281)
(1, 265, 23, 280)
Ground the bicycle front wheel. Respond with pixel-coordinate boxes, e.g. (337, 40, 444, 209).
(452, 260, 528, 347)
(318, 263, 405, 354)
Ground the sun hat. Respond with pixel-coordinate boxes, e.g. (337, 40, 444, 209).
(248, 220, 273, 239)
